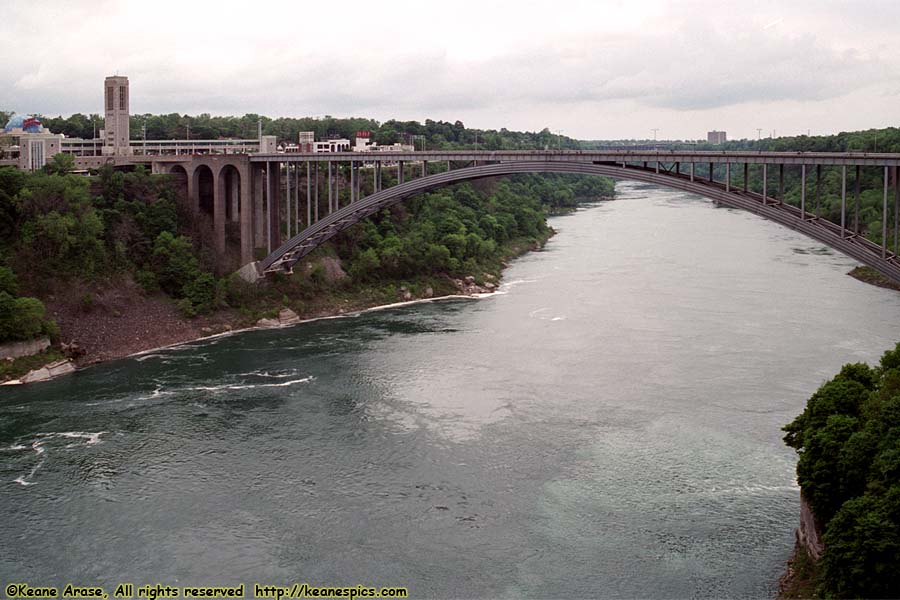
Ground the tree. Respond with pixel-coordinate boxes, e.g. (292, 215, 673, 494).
(45, 153, 75, 175)
(149, 231, 202, 296)
(0, 267, 18, 296)
(784, 346, 900, 597)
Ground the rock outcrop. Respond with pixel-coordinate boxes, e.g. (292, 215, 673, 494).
(797, 492, 824, 561)
(0, 337, 50, 360)
(256, 308, 301, 328)
(20, 359, 75, 384)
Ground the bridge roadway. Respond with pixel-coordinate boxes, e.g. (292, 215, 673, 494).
(252, 149, 900, 167)
(239, 150, 900, 284)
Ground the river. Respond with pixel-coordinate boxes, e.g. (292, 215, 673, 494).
(2, 181, 899, 598)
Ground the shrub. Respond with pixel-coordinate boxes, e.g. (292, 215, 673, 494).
(150, 231, 202, 296)
(134, 269, 159, 293)
(0, 292, 50, 342)
(181, 273, 219, 316)
(0, 266, 18, 296)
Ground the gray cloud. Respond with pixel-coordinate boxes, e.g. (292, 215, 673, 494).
(1, 0, 898, 138)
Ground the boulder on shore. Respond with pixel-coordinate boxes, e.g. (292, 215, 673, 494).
(257, 308, 301, 328)
(278, 308, 301, 325)
(21, 359, 75, 384)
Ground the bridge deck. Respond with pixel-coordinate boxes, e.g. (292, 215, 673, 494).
(251, 150, 900, 167)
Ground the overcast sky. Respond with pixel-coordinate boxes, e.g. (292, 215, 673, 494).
(2, 0, 898, 140)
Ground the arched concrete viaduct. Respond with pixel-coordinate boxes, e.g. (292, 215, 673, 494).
(247, 160, 900, 283)
(154, 155, 256, 268)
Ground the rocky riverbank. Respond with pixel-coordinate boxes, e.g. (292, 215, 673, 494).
(1, 233, 550, 384)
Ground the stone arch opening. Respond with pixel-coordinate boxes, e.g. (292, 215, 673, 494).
(166, 164, 189, 202)
(220, 164, 242, 223)
(194, 165, 214, 215)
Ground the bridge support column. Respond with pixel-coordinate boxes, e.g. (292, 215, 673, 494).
(264, 163, 271, 253)
(285, 163, 291, 239)
(725, 163, 730, 192)
(800, 165, 806, 217)
(266, 161, 282, 251)
(815, 165, 822, 218)
(855, 165, 861, 234)
(335, 164, 341, 209)
(213, 168, 225, 256)
(253, 165, 265, 250)
(399, 161, 405, 184)
(762, 164, 768, 205)
(274, 162, 282, 248)
(884, 166, 889, 258)
(655, 161, 660, 174)
(294, 162, 300, 235)
(779, 164, 784, 205)
(350, 161, 355, 203)
(743, 163, 748, 192)
(689, 162, 694, 182)
(709, 162, 713, 183)
(306, 161, 311, 228)
(895, 166, 899, 256)
(841, 166, 847, 238)
(327, 161, 333, 214)
(675, 162, 680, 175)
(422, 160, 428, 177)
(314, 162, 319, 222)
(240, 165, 253, 264)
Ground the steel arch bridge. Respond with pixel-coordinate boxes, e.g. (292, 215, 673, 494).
(242, 158, 900, 283)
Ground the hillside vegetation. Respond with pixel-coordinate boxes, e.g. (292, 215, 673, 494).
(0, 149, 614, 359)
(783, 345, 900, 597)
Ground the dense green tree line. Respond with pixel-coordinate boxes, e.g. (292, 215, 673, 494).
(331, 173, 611, 283)
(784, 346, 900, 597)
(10, 109, 581, 151)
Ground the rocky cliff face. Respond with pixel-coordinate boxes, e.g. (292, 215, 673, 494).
(797, 491, 824, 561)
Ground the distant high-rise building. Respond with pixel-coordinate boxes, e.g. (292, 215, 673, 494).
(707, 130, 727, 145)
(103, 75, 131, 155)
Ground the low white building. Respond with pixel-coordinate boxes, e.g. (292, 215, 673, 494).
(314, 138, 351, 153)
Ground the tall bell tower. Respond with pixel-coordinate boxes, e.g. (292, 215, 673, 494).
(102, 75, 131, 156)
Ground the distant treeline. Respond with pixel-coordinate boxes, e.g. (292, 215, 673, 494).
(0, 110, 581, 151)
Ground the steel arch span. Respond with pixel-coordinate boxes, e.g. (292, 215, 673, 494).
(248, 161, 900, 283)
